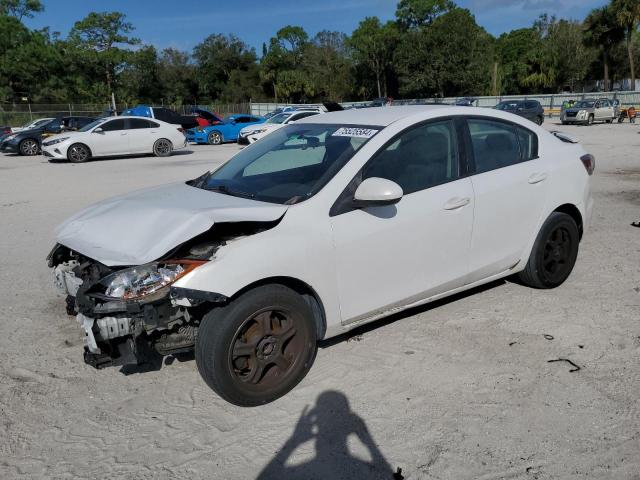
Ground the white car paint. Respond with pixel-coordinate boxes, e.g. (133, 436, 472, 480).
(238, 110, 322, 144)
(54, 106, 593, 341)
(41, 116, 186, 161)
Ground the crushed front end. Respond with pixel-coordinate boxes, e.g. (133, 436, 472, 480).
(47, 244, 224, 369)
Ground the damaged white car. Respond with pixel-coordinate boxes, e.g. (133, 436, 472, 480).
(48, 106, 594, 406)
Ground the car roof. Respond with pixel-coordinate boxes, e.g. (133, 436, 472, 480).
(296, 105, 455, 127)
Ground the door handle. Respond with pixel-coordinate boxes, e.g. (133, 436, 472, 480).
(528, 172, 548, 184)
(443, 197, 470, 210)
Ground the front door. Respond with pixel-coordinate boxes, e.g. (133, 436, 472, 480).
(89, 118, 130, 156)
(330, 119, 474, 324)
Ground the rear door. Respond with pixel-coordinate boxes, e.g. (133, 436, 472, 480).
(88, 118, 130, 156)
(127, 118, 160, 153)
(465, 117, 549, 283)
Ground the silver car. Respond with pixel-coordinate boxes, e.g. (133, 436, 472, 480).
(561, 99, 615, 125)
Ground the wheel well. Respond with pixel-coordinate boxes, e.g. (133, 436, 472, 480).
(231, 277, 327, 340)
(154, 138, 172, 146)
(553, 204, 583, 239)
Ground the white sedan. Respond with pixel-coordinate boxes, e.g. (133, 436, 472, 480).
(238, 110, 321, 145)
(48, 106, 593, 406)
(42, 116, 187, 162)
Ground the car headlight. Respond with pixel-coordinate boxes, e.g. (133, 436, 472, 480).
(251, 129, 268, 135)
(5, 134, 17, 141)
(43, 137, 69, 146)
(577, 110, 586, 118)
(101, 260, 205, 300)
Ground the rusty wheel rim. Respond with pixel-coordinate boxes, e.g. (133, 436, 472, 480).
(229, 309, 302, 389)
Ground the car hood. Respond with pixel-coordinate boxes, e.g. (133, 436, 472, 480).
(240, 124, 277, 134)
(55, 182, 288, 266)
(45, 131, 83, 142)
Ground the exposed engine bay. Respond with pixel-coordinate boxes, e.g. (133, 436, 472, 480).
(47, 221, 278, 369)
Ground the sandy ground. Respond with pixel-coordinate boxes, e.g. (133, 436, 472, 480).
(0, 121, 639, 480)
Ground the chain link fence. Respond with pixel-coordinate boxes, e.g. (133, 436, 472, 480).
(0, 102, 252, 127)
(3, 93, 640, 127)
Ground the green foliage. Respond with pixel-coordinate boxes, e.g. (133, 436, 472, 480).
(1, 0, 639, 106)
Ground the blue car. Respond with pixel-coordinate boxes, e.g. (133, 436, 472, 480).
(186, 114, 265, 145)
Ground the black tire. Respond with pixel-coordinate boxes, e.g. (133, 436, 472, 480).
(536, 116, 544, 125)
(153, 138, 173, 157)
(561, 121, 567, 125)
(518, 212, 580, 289)
(19, 138, 39, 156)
(67, 143, 91, 163)
(196, 284, 317, 406)
(207, 130, 223, 145)
(587, 114, 594, 125)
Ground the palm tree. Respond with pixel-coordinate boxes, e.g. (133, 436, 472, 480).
(584, 6, 625, 91)
(612, 0, 640, 90)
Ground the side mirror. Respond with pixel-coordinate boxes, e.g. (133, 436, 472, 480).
(93, 127, 104, 134)
(353, 177, 403, 208)
(230, 119, 237, 124)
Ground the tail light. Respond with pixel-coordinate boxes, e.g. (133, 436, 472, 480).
(580, 153, 595, 176)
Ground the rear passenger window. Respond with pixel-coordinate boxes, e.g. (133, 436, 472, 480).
(362, 120, 459, 195)
(128, 118, 156, 129)
(515, 126, 538, 161)
(468, 119, 521, 173)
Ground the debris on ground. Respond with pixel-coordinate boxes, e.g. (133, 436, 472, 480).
(543, 334, 554, 341)
(548, 358, 581, 372)
(631, 221, 640, 228)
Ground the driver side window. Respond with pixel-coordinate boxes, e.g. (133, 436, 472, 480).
(362, 120, 460, 195)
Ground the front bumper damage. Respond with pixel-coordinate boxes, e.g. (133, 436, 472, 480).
(48, 244, 227, 369)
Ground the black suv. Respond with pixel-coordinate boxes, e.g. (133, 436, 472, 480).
(0, 116, 95, 156)
(494, 100, 545, 125)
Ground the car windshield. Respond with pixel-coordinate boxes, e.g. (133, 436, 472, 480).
(574, 101, 595, 108)
(193, 124, 380, 204)
(495, 102, 519, 111)
(78, 119, 106, 132)
(266, 113, 292, 125)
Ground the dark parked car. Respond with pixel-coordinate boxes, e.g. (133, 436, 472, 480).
(0, 116, 95, 156)
(494, 100, 545, 125)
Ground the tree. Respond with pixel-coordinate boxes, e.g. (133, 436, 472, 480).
(396, 0, 454, 29)
(584, 6, 625, 91)
(304, 31, 353, 101)
(612, 0, 640, 89)
(157, 48, 197, 105)
(396, 8, 494, 97)
(68, 12, 139, 98)
(546, 19, 594, 92)
(0, 0, 43, 20)
(193, 34, 257, 101)
(349, 17, 399, 98)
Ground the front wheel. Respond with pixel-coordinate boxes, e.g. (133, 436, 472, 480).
(536, 116, 544, 126)
(518, 212, 580, 289)
(587, 114, 594, 126)
(196, 284, 318, 406)
(207, 131, 223, 145)
(153, 138, 173, 157)
(19, 138, 39, 156)
(67, 143, 91, 163)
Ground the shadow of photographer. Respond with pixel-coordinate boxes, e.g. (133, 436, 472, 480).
(257, 390, 403, 480)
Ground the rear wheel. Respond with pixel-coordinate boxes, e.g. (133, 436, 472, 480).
(67, 143, 91, 163)
(153, 138, 173, 157)
(207, 131, 223, 145)
(518, 212, 580, 289)
(19, 138, 39, 156)
(196, 284, 317, 406)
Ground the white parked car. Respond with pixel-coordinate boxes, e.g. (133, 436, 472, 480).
(42, 116, 187, 162)
(238, 110, 321, 145)
(11, 117, 55, 133)
(48, 106, 594, 406)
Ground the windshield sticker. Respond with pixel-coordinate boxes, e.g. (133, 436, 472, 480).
(332, 127, 378, 139)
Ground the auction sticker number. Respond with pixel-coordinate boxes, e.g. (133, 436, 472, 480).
(332, 127, 378, 139)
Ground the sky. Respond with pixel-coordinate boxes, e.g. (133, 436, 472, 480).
(25, 0, 609, 52)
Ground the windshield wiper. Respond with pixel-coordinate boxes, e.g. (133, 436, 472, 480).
(205, 185, 256, 199)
